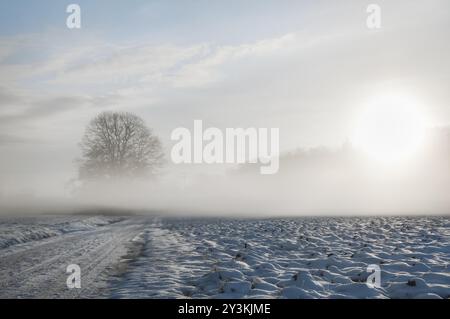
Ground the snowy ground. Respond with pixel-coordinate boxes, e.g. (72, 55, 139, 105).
(0, 215, 449, 298)
(0, 215, 147, 298)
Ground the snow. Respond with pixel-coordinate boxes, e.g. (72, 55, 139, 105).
(0, 215, 123, 250)
(110, 216, 450, 299)
(1, 215, 449, 299)
(0, 216, 143, 298)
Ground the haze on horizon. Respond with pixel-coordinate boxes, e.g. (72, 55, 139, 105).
(0, 0, 449, 215)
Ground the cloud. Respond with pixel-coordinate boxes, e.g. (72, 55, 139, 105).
(0, 133, 34, 145)
(0, 93, 85, 125)
(0, 30, 307, 97)
(0, 86, 26, 109)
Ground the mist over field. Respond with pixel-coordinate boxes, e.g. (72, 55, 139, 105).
(1, 126, 448, 216)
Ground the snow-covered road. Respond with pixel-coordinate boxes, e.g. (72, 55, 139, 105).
(0, 217, 147, 298)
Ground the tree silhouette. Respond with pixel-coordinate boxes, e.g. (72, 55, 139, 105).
(78, 112, 164, 180)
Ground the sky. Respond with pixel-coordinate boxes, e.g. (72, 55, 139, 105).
(0, 0, 449, 212)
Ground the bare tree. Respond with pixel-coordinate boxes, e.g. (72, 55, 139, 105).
(78, 112, 164, 180)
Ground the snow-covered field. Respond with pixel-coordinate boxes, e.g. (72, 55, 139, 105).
(1, 215, 449, 299)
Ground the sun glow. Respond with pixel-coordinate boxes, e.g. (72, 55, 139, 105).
(353, 94, 427, 164)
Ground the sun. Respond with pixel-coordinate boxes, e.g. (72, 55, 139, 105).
(353, 94, 427, 163)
